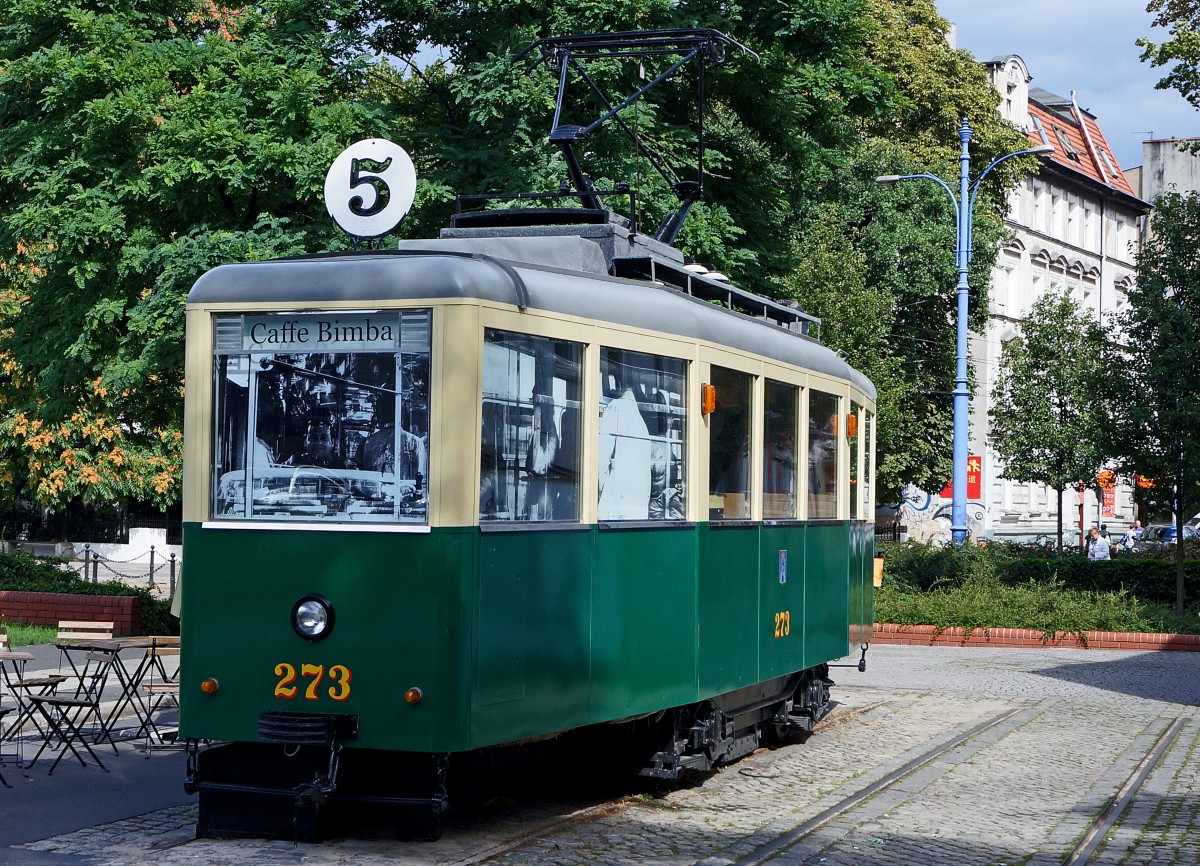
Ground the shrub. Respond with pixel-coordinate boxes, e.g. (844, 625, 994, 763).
(875, 541, 1200, 635)
(0, 548, 178, 636)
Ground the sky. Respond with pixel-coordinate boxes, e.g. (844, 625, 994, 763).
(937, 0, 1200, 172)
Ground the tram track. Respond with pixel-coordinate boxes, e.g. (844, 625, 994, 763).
(725, 705, 1033, 866)
(1060, 715, 1186, 866)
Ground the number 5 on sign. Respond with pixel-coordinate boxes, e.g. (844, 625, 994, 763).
(324, 139, 417, 240)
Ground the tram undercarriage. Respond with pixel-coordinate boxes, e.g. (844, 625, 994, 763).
(186, 663, 839, 842)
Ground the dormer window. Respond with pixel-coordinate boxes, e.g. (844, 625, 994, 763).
(1052, 125, 1081, 162)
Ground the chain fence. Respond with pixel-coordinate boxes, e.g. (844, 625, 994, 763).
(72, 544, 179, 600)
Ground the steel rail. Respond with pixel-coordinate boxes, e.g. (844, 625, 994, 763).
(1061, 716, 1185, 866)
(727, 706, 1027, 866)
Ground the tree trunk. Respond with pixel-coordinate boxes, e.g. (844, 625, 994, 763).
(1056, 484, 1064, 554)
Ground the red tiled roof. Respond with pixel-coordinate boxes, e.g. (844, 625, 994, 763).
(1026, 100, 1138, 197)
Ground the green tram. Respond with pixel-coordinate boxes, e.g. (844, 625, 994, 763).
(179, 217, 877, 839)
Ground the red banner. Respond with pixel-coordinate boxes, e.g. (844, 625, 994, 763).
(1102, 487, 1115, 517)
(940, 455, 983, 500)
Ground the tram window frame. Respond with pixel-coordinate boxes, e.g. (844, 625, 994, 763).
(208, 309, 431, 526)
(708, 366, 753, 522)
(807, 390, 840, 520)
(762, 379, 799, 520)
(597, 348, 688, 523)
(480, 329, 584, 524)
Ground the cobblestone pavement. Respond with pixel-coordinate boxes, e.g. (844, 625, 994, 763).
(10, 644, 1200, 865)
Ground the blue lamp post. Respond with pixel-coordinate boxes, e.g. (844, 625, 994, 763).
(877, 118, 1053, 544)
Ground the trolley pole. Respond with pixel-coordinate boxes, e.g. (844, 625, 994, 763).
(877, 119, 1054, 544)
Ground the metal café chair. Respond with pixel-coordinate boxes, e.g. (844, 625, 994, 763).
(0, 627, 69, 746)
(138, 637, 181, 748)
(25, 648, 120, 774)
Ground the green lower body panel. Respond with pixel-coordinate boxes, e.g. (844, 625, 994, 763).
(180, 520, 871, 753)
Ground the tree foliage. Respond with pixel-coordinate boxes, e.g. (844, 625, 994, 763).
(1105, 189, 1200, 614)
(0, 0, 384, 509)
(0, 0, 1042, 514)
(989, 289, 1109, 551)
(1140, 0, 1200, 110)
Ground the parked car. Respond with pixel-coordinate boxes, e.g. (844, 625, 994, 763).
(1131, 523, 1200, 552)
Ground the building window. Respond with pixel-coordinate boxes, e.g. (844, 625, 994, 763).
(1052, 125, 1081, 162)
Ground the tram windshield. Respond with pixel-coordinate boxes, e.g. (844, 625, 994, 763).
(210, 309, 431, 524)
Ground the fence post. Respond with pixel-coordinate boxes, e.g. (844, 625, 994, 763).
(148, 544, 156, 587)
(92, 551, 99, 583)
(83, 543, 90, 581)
(169, 552, 177, 599)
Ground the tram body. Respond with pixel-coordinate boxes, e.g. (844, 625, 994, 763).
(179, 225, 877, 839)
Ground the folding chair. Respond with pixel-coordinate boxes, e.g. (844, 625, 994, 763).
(25, 649, 119, 774)
(139, 638, 181, 748)
(0, 627, 69, 743)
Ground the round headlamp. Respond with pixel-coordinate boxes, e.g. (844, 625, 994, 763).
(291, 594, 334, 641)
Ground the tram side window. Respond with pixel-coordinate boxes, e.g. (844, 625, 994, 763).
(849, 401, 861, 519)
(808, 390, 840, 519)
(480, 330, 582, 522)
(763, 380, 798, 519)
(210, 309, 431, 524)
(598, 349, 687, 521)
(708, 366, 752, 521)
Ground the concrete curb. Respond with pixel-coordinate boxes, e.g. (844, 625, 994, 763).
(871, 622, 1200, 651)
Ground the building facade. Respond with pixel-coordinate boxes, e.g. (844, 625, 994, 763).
(909, 56, 1149, 545)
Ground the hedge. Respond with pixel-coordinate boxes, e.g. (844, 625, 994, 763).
(0, 548, 178, 636)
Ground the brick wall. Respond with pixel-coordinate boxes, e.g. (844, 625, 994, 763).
(0, 591, 142, 637)
(873, 622, 1200, 652)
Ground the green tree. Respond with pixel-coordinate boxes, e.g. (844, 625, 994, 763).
(1105, 190, 1200, 615)
(1140, 0, 1200, 110)
(988, 289, 1109, 552)
(365, 0, 1033, 501)
(0, 0, 384, 510)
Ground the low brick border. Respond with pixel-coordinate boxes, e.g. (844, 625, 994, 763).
(872, 622, 1200, 652)
(0, 590, 142, 637)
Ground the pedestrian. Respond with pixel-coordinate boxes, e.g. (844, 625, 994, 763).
(1100, 523, 1110, 539)
(1087, 527, 1111, 561)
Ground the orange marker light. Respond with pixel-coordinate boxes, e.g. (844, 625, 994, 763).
(200, 678, 220, 695)
(404, 687, 423, 705)
(701, 383, 717, 416)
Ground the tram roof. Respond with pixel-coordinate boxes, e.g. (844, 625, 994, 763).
(188, 243, 875, 401)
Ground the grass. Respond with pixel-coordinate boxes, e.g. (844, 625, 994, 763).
(2, 622, 57, 647)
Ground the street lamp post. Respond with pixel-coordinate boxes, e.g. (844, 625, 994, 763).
(878, 118, 1053, 545)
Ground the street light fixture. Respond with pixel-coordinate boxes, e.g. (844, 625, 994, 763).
(877, 118, 1054, 544)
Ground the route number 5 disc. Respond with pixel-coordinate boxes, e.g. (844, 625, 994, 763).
(324, 139, 417, 240)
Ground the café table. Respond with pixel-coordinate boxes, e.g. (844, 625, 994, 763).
(54, 636, 181, 746)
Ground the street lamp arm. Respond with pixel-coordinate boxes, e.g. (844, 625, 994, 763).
(874, 173, 960, 233)
(968, 145, 1054, 211)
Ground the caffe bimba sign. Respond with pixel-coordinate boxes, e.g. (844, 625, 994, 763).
(241, 313, 398, 351)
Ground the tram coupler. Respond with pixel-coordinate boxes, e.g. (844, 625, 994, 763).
(829, 642, 869, 672)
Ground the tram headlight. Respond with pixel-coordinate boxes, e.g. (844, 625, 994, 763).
(291, 594, 335, 641)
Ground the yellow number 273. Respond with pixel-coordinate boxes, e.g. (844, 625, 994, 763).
(773, 611, 791, 638)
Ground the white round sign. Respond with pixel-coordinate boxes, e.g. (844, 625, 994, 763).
(324, 139, 417, 240)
